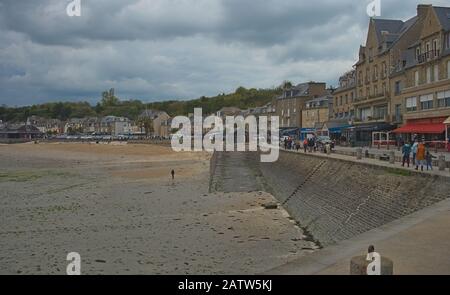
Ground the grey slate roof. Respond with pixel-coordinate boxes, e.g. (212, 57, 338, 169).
(433, 6, 450, 31)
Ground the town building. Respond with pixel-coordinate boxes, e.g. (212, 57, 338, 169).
(390, 5, 450, 147)
(275, 82, 329, 129)
(99, 116, 133, 136)
(301, 95, 332, 131)
(139, 109, 172, 137)
(333, 70, 356, 120)
(0, 124, 42, 140)
(26, 116, 64, 134)
(152, 111, 171, 138)
(216, 107, 242, 118)
(338, 4, 450, 147)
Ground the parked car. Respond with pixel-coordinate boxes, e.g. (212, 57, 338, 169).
(316, 136, 335, 149)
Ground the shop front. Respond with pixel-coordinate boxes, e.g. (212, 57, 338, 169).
(343, 123, 395, 147)
(392, 117, 448, 150)
(443, 117, 450, 151)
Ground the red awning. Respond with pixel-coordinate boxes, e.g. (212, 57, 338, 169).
(393, 123, 446, 134)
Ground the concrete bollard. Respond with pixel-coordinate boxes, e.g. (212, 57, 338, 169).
(389, 151, 395, 164)
(438, 155, 446, 171)
(350, 255, 394, 275)
(356, 148, 362, 160)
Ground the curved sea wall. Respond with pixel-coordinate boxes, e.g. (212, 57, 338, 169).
(259, 150, 450, 246)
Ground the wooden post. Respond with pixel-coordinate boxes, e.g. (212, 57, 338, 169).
(389, 151, 395, 164)
(439, 155, 446, 171)
(350, 255, 394, 275)
(356, 148, 362, 160)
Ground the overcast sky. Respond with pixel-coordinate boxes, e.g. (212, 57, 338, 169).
(0, 0, 449, 106)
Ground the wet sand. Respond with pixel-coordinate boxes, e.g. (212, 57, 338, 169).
(0, 142, 316, 274)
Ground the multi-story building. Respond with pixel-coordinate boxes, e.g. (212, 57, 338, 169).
(99, 116, 132, 136)
(332, 70, 356, 120)
(139, 109, 172, 137)
(275, 82, 329, 129)
(27, 116, 64, 134)
(340, 4, 450, 146)
(390, 5, 450, 145)
(152, 111, 171, 138)
(301, 95, 332, 129)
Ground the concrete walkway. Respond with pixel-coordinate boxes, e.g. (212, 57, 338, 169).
(264, 197, 450, 275)
(281, 147, 450, 178)
(335, 145, 450, 161)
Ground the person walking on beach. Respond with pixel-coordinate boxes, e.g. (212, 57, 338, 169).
(411, 139, 418, 165)
(426, 150, 437, 171)
(415, 142, 426, 171)
(401, 142, 411, 167)
(171, 169, 175, 180)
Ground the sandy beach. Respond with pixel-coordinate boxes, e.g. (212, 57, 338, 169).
(0, 142, 316, 274)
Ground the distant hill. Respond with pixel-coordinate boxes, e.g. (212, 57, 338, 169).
(0, 86, 281, 122)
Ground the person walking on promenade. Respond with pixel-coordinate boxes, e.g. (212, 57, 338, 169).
(425, 150, 437, 171)
(303, 138, 308, 153)
(415, 142, 426, 171)
(411, 139, 419, 166)
(308, 137, 314, 153)
(401, 142, 411, 167)
(295, 140, 300, 152)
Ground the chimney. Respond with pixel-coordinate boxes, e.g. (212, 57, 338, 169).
(417, 4, 431, 19)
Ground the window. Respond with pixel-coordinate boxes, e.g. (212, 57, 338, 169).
(434, 64, 439, 81)
(437, 90, 450, 108)
(446, 33, 450, 50)
(345, 94, 348, 104)
(395, 81, 401, 95)
(366, 68, 370, 83)
(426, 67, 431, 83)
(416, 47, 421, 60)
(374, 65, 378, 80)
(382, 62, 387, 78)
(414, 71, 419, 86)
(406, 97, 417, 112)
(350, 92, 354, 102)
(374, 105, 388, 120)
(366, 87, 370, 97)
(448, 60, 450, 79)
(382, 83, 387, 95)
(394, 104, 402, 122)
(420, 94, 434, 110)
(360, 107, 372, 121)
(374, 85, 378, 96)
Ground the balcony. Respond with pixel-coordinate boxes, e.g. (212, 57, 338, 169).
(390, 114, 403, 123)
(417, 50, 440, 64)
(353, 115, 389, 124)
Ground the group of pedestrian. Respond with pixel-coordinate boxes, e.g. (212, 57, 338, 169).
(401, 139, 436, 171)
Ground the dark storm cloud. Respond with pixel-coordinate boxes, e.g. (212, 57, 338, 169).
(0, 0, 449, 106)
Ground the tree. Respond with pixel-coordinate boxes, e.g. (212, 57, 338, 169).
(137, 117, 154, 136)
(281, 80, 293, 90)
(101, 88, 119, 107)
